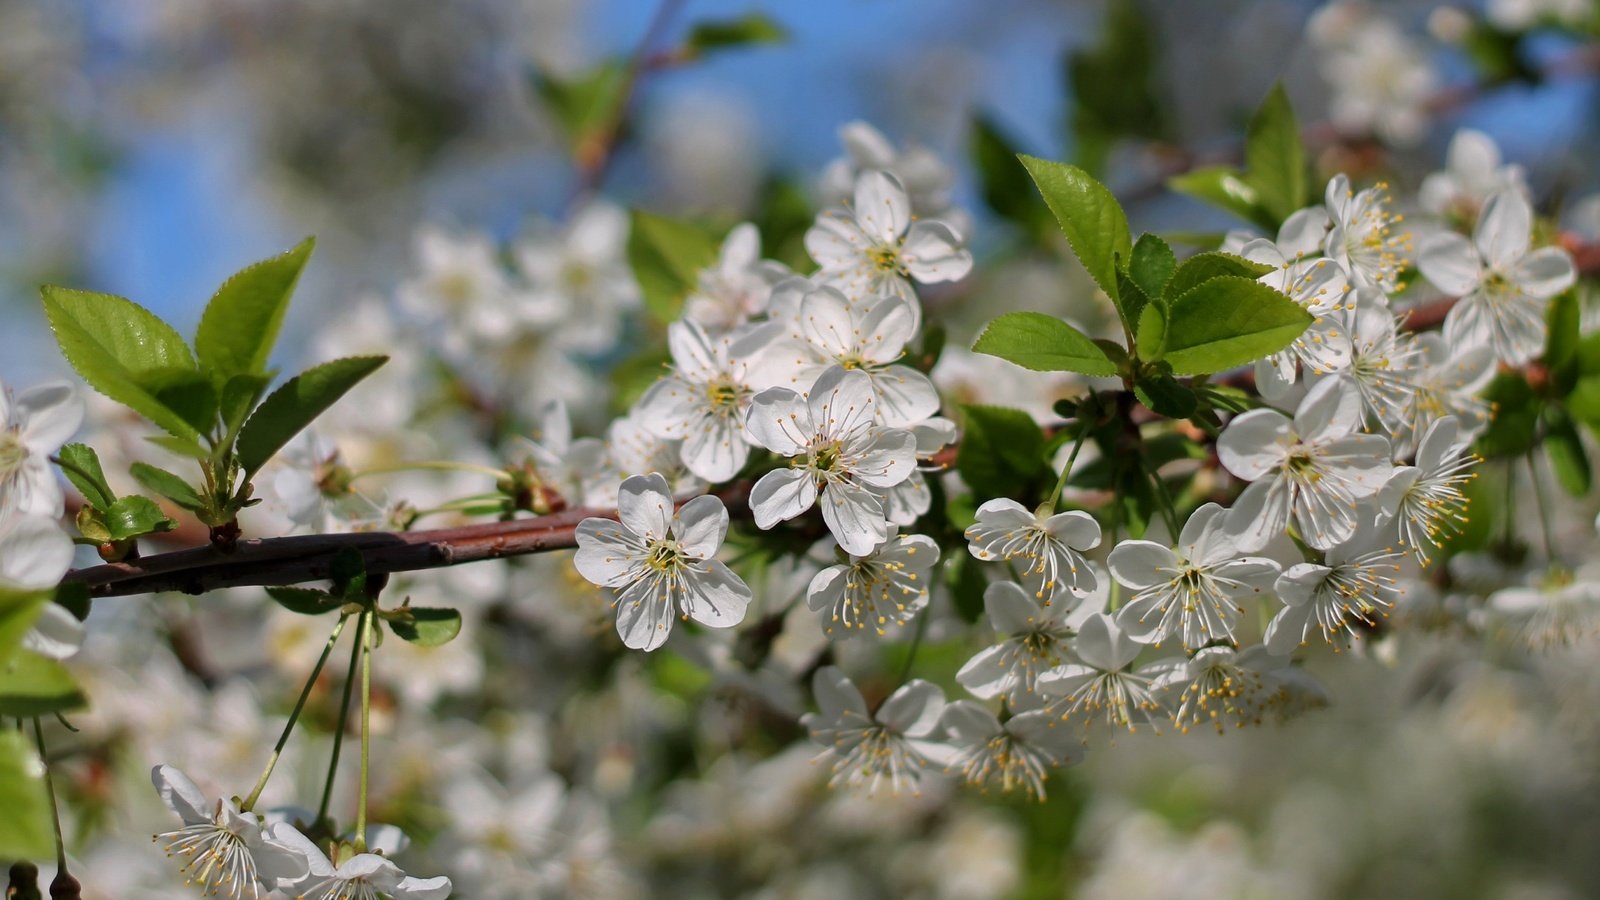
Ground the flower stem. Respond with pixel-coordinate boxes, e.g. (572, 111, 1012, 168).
(315, 611, 365, 829)
(241, 614, 350, 812)
(896, 610, 930, 684)
(1144, 459, 1182, 538)
(31, 718, 67, 874)
(354, 609, 375, 852)
(347, 460, 509, 484)
(1043, 421, 1090, 514)
(1527, 453, 1555, 562)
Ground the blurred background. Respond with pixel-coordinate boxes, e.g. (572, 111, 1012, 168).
(6, 0, 1600, 897)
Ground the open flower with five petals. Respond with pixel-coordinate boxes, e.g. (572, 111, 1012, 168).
(963, 499, 1101, 601)
(150, 765, 309, 899)
(801, 666, 948, 795)
(805, 529, 940, 637)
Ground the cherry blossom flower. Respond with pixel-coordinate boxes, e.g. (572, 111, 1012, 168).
(805, 529, 939, 638)
(939, 701, 1083, 800)
(1265, 529, 1404, 654)
(682, 223, 789, 333)
(1418, 129, 1528, 220)
(963, 499, 1101, 600)
(745, 366, 918, 555)
(1036, 613, 1172, 732)
(819, 120, 961, 226)
(1109, 503, 1282, 651)
(1155, 645, 1318, 733)
(150, 765, 308, 899)
(955, 580, 1098, 708)
(1324, 174, 1413, 292)
(1419, 188, 1578, 365)
(1219, 378, 1393, 551)
(805, 171, 972, 310)
(1378, 416, 1478, 562)
(0, 380, 82, 517)
(266, 823, 451, 900)
(574, 474, 751, 651)
(801, 666, 948, 795)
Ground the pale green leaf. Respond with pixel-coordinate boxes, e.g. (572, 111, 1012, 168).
(972, 312, 1119, 376)
(236, 356, 387, 476)
(1018, 155, 1131, 302)
(195, 239, 315, 381)
(1160, 276, 1312, 375)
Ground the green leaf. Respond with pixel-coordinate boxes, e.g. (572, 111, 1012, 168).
(972, 116, 1049, 237)
(532, 58, 629, 158)
(129, 462, 207, 512)
(1018, 155, 1131, 303)
(1128, 233, 1176, 304)
(0, 650, 87, 717)
(145, 433, 210, 459)
(1164, 252, 1275, 301)
(0, 731, 53, 859)
(1544, 407, 1591, 496)
(266, 587, 345, 617)
(1159, 276, 1312, 375)
(55, 443, 115, 510)
(103, 495, 177, 541)
(684, 12, 787, 54)
(1546, 290, 1581, 396)
(947, 554, 988, 624)
(195, 239, 315, 382)
(627, 211, 722, 322)
(1242, 83, 1307, 226)
(389, 607, 463, 646)
(1134, 370, 1198, 419)
(135, 366, 218, 435)
(1135, 301, 1167, 361)
(1168, 166, 1263, 227)
(972, 312, 1120, 376)
(957, 404, 1050, 500)
(0, 587, 48, 668)
(1477, 374, 1542, 457)
(236, 356, 387, 476)
(1066, 0, 1167, 176)
(40, 286, 204, 443)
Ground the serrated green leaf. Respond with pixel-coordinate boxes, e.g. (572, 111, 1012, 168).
(41, 286, 204, 443)
(389, 607, 462, 646)
(1168, 166, 1266, 228)
(627, 211, 721, 322)
(236, 356, 387, 476)
(1128, 233, 1175, 303)
(684, 12, 787, 54)
(972, 312, 1119, 376)
(266, 587, 345, 616)
(1243, 83, 1307, 226)
(0, 650, 86, 717)
(958, 404, 1050, 501)
(1164, 251, 1275, 301)
(1135, 301, 1167, 361)
(1545, 407, 1591, 496)
(0, 731, 53, 859)
(195, 239, 314, 383)
(1159, 276, 1312, 375)
(135, 366, 218, 435)
(129, 462, 207, 512)
(55, 443, 114, 510)
(1018, 155, 1131, 303)
(219, 373, 274, 440)
(104, 495, 176, 541)
(144, 433, 209, 459)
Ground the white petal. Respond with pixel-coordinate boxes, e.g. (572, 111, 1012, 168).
(1225, 478, 1290, 553)
(1475, 189, 1532, 270)
(634, 377, 702, 439)
(955, 645, 1014, 700)
(865, 366, 940, 428)
(0, 513, 73, 589)
(749, 468, 817, 529)
(1264, 603, 1314, 655)
(745, 388, 812, 457)
(983, 580, 1042, 635)
(16, 383, 83, 451)
(394, 875, 454, 900)
(613, 575, 675, 651)
(799, 285, 860, 360)
(681, 413, 749, 483)
(672, 495, 728, 558)
(940, 699, 1001, 743)
(809, 367, 877, 439)
(573, 519, 642, 588)
(1107, 540, 1178, 590)
(857, 296, 918, 363)
(1513, 246, 1577, 299)
(23, 604, 84, 660)
(820, 480, 890, 556)
(811, 665, 867, 720)
(1217, 409, 1290, 481)
(902, 221, 973, 284)
(1294, 376, 1362, 441)
(1418, 231, 1483, 296)
(679, 560, 751, 628)
(151, 765, 213, 826)
(877, 678, 945, 736)
(615, 474, 672, 541)
(1044, 510, 1101, 551)
(854, 170, 911, 243)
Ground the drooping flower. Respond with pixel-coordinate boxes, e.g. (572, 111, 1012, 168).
(0, 380, 82, 517)
(1155, 645, 1318, 733)
(939, 701, 1083, 801)
(805, 529, 940, 638)
(1036, 613, 1171, 732)
(1109, 503, 1282, 651)
(963, 498, 1101, 600)
(150, 765, 309, 899)
(801, 666, 948, 795)
(573, 474, 751, 651)
(1419, 188, 1578, 366)
(805, 171, 972, 311)
(956, 580, 1098, 707)
(1265, 529, 1404, 653)
(266, 822, 452, 900)
(1219, 377, 1393, 551)
(1377, 415, 1478, 562)
(745, 366, 918, 556)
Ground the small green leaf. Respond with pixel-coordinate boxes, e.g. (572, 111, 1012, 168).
(972, 312, 1120, 376)
(389, 607, 463, 646)
(56, 443, 115, 510)
(1128, 233, 1176, 304)
(0, 650, 87, 717)
(196, 239, 315, 382)
(236, 356, 388, 476)
(1135, 301, 1167, 361)
(1477, 374, 1542, 457)
(626, 211, 722, 322)
(103, 495, 177, 542)
(129, 462, 207, 512)
(1545, 408, 1591, 496)
(135, 366, 218, 435)
(0, 731, 53, 859)
(532, 59, 629, 157)
(958, 404, 1050, 501)
(1018, 155, 1132, 303)
(266, 587, 345, 616)
(1168, 166, 1262, 226)
(1164, 252, 1275, 301)
(40, 286, 204, 443)
(1134, 371, 1198, 419)
(1243, 83, 1307, 226)
(219, 373, 274, 440)
(972, 116, 1049, 237)
(1546, 290, 1581, 396)
(0, 587, 49, 668)
(1159, 276, 1312, 375)
(329, 548, 369, 601)
(145, 433, 210, 459)
(684, 12, 787, 54)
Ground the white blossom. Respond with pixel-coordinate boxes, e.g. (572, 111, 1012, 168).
(801, 666, 947, 795)
(150, 765, 308, 899)
(0, 511, 82, 659)
(939, 701, 1083, 800)
(1036, 613, 1171, 732)
(1419, 129, 1529, 219)
(963, 498, 1101, 600)
(1324, 174, 1413, 293)
(956, 580, 1098, 708)
(1265, 529, 1404, 653)
(682, 223, 788, 333)
(805, 171, 972, 312)
(573, 474, 751, 651)
(0, 380, 81, 517)
(266, 822, 451, 900)
(805, 529, 939, 638)
(1377, 415, 1478, 562)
